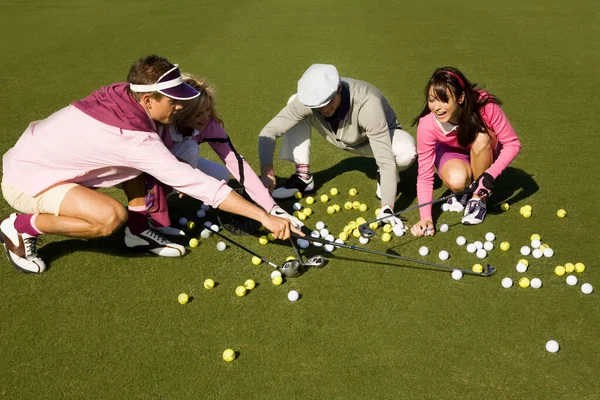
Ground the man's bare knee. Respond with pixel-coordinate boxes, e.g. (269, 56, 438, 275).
(92, 205, 127, 237)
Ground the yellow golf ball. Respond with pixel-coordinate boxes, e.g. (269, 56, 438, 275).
(294, 192, 303, 199)
(251, 256, 262, 265)
(349, 188, 358, 196)
(530, 234, 541, 242)
(286, 256, 296, 261)
(235, 286, 247, 297)
(522, 210, 531, 218)
(519, 277, 530, 288)
(374, 208, 381, 216)
(178, 293, 189, 304)
(339, 232, 349, 241)
(320, 194, 329, 203)
(344, 202, 353, 210)
(303, 207, 313, 216)
(330, 188, 339, 196)
(222, 348, 236, 362)
(564, 262, 575, 273)
(359, 204, 368, 212)
(472, 264, 483, 273)
(519, 258, 529, 267)
(327, 206, 335, 215)
(557, 209, 567, 218)
(333, 204, 341, 212)
(268, 233, 276, 241)
(189, 238, 199, 248)
(383, 224, 393, 233)
(369, 222, 379, 230)
(352, 229, 361, 238)
(272, 275, 283, 286)
(244, 279, 256, 290)
(523, 205, 532, 212)
(259, 236, 268, 245)
(297, 212, 307, 221)
(575, 262, 585, 273)
(501, 203, 510, 211)
(554, 265, 566, 276)
(186, 221, 196, 230)
(343, 225, 352, 234)
(306, 196, 315, 205)
(352, 201, 360, 210)
(204, 279, 215, 290)
(356, 217, 366, 225)
(348, 221, 357, 229)
(540, 244, 549, 251)
(381, 232, 391, 242)
(500, 241, 510, 251)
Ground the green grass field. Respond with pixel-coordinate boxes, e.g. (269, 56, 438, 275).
(1, 0, 600, 398)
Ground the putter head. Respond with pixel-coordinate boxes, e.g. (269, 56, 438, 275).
(358, 223, 376, 238)
(305, 255, 326, 268)
(483, 264, 497, 277)
(281, 260, 302, 278)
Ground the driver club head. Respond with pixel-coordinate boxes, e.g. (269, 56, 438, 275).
(280, 259, 302, 278)
(358, 224, 376, 238)
(304, 255, 326, 268)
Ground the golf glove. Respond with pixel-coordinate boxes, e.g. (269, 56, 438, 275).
(469, 172, 495, 200)
(270, 205, 304, 229)
(377, 205, 405, 229)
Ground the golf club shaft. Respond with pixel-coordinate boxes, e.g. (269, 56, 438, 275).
(289, 236, 305, 263)
(292, 233, 489, 276)
(209, 229, 280, 270)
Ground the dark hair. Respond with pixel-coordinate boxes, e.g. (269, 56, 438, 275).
(412, 67, 502, 148)
(126, 54, 175, 101)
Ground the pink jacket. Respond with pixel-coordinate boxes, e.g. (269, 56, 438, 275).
(416, 97, 521, 220)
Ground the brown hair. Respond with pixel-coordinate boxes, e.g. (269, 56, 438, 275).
(412, 67, 502, 148)
(174, 73, 224, 128)
(126, 54, 174, 101)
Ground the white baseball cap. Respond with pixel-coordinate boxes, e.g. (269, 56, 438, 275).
(297, 64, 340, 108)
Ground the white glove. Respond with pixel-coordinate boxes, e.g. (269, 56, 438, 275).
(377, 205, 405, 229)
(270, 205, 304, 229)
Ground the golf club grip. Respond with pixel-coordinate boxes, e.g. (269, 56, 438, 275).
(209, 229, 279, 269)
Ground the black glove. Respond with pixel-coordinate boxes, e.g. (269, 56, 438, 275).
(469, 172, 494, 200)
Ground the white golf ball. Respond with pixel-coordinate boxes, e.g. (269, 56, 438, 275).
(581, 283, 594, 294)
(438, 250, 449, 261)
(439, 224, 449, 233)
(441, 203, 450, 212)
(359, 236, 369, 245)
(324, 244, 334, 252)
(545, 340, 560, 353)
(483, 241, 494, 251)
(501, 277, 513, 288)
(419, 246, 429, 256)
(310, 230, 320, 239)
(334, 238, 344, 246)
(466, 243, 477, 253)
(451, 270, 463, 280)
(178, 217, 188, 226)
(532, 248, 543, 259)
(293, 202, 302, 211)
(297, 239, 310, 249)
(485, 232, 495, 241)
(287, 290, 300, 302)
(324, 234, 334, 242)
(313, 240, 323, 248)
(200, 229, 211, 239)
(210, 224, 219, 233)
(271, 270, 282, 279)
(319, 228, 329, 238)
(315, 221, 325, 230)
(531, 278, 542, 289)
(216, 241, 226, 251)
(476, 249, 487, 259)
(520, 246, 531, 256)
(543, 247, 554, 258)
(474, 241, 483, 250)
(196, 209, 206, 219)
(200, 204, 210, 211)
(392, 225, 405, 237)
(566, 275, 578, 286)
(531, 239, 541, 249)
(516, 262, 528, 273)
(456, 236, 467, 246)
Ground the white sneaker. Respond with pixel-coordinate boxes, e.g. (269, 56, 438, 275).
(0, 213, 46, 273)
(272, 174, 315, 199)
(446, 193, 470, 213)
(462, 198, 487, 225)
(124, 227, 186, 257)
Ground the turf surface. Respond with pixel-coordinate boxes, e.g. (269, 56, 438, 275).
(1, 0, 599, 398)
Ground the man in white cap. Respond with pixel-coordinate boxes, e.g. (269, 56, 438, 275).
(258, 63, 416, 226)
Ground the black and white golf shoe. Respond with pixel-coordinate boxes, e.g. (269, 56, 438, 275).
(462, 198, 487, 225)
(124, 227, 186, 257)
(272, 174, 315, 199)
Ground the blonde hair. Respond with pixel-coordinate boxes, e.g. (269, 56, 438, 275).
(175, 73, 224, 128)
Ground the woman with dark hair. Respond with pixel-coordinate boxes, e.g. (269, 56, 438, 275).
(410, 67, 521, 236)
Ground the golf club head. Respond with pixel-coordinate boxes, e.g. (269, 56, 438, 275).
(483, 264, 497, 276)
(305, 255, 326, 268)
(358, 224, 375, 238)
(281, 260, 302, 278)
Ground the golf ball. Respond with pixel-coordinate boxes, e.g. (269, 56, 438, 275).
(566, 275, 578, 286)
(178, 293, 189, 304)
(310, 230, 321, 239)
(466, 243, 477, 253)
(501, 277, 513, 288)
(315, 221, 325, 230)
(359, 236, 369, 245)
(204, 279, 215, 290)
(320, 228, 330, 238)
(210, 224, 219, 233)
(483, 241, 494, 251)
(359, 204, 368, 212)
(575, 262, 585, 273)
(456, 236, 467, 246)
(196, 209, 206, 218)
(476, 249, 487, 259)
(352, 201, 360, 210)
(333, 204, 340, 212)
(288, 290, 299, 302)
(530, 234, 541, 241)
(485, 232, 496, 241)
(259, 236, 269, 245)
(339, 232, 349, 241)
(532, 248, 543, 259)
(349, 188, 358, 196)
(474, 241, 483, 250)
(200, 229, 211, 239)
(344, 202, 353, 210)
(327, 206, 335, 215)
(451, 270, 463, 280)
(381, 232, 391, 242)
(216, 241, 227, 251)
(516, 262, 528, 273)
(530, 278, 542, 289)
(320, 195, 329, 203)
(439, 224, 449, 233)
(252, 256, 262, 265)
(392, 225, 405, 237)
(297, 239, 310, 249)
(293, 202, 302, 211)
(223, 348, 236, 362)
(203, 221, 213, 228)
(303, 207, 313, 216)
(438, 250, 449, 261)
(472, 264, 483, 273)
(189, 238, 199, 248)
(295, 191, 303, 199)
(419, 246, 429, 256)
(330, 188, 339, 196)
(178, 217, 188, 226)
(324, 244, 334, 252)
(543, 247, 554, 258)
(235, 286, 247, 297)
(581, 283, 594, 294)
(271, 270, 282, 279)
(564, 262, 575, 273)
(244, 279, 256, 290)
(520, 246, 531, 256)
(501, 203, 510, 211)
(531, 239, 541, 249)
(519, 277, 530, 288)
(306, 196, 315, 204)
(545, 340, 560, 353)
(272, 275, 283, 286)
(556, 209, 567, 218)
(186, 221, 195, 230)
(554, 266, 566, 276)
(500, 241, 510, 251)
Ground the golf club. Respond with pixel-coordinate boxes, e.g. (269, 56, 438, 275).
(293, 233, 495, 277)
(358, 188, 475, 238)
(289, 237, 326, 268)
(208, 228, 301, 277)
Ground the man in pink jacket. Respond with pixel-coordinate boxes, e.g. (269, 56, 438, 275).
(0, 55, 299, 274)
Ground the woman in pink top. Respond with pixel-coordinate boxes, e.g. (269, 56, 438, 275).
(411, 67, 521, 236)
(146, 74, 302, 230)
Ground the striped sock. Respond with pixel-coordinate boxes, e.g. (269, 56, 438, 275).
(295, 164, 311, 181)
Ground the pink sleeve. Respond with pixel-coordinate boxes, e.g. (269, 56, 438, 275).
(416, 116, 438, 221)
(482, 102, 521, 179)
(203, 122, 276, 212)
(127, 133, 232, 208)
